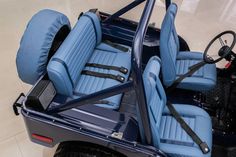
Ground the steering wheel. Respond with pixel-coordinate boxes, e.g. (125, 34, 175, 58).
(203, 30, 236, 64)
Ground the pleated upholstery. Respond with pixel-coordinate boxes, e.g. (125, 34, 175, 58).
(66, 20, 96, 86)
(47, 12, 98, 96)
(76, 49, 117, 93)
(160, 115, 195, 146)
(142, 56, 212, 157)
(74, 47, 131, 109)
(142, 57, 167, 146)
(160, 3, 179, 86)
(160, 3, 216, 91)
(175, 51, 216, 91)
(47, 12, 131, 109)
(176, 60, 203, 77)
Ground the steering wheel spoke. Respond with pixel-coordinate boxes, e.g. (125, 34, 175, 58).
(219, 37, 225, 46)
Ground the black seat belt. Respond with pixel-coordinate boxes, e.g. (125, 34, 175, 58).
(81, 70, 125, 83)
(166, 101, 210, 154)
(85, 63, 128, 74)
(73, 92, 116, 106)
(166, 61, 206, 93)
(103, 40, 129, 52)
(165, 60, 210, 154)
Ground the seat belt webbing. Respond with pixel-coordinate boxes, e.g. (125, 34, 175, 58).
(85, 63, 128, 74)
(166, 101, 210, 154)
(81, 70, 125, 83)
(166, 61, 206, 93)
(72, 92, 116, 106)
(103, 40, 129, 52)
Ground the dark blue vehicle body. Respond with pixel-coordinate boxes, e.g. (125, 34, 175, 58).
(19, 0, 172, 156)
(16, 0, 219, 156)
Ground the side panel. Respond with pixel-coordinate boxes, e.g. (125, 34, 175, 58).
(22, 110, 166, 157)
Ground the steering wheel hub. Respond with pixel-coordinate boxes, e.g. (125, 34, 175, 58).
(218, 46, 232, 61)
(218, 46, 230, 56)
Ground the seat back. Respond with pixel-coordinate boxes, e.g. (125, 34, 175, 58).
(47, 12, 102, 96)
(160, 3, 179, 87)
(142, 56, 167, 147)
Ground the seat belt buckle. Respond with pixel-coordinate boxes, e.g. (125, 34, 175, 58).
(116, 75, 125, 83)
(200, 142, 210, 154)
(119, 67, 128, 74)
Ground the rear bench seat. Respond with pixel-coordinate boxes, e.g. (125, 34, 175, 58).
(47, 12, 131, 110)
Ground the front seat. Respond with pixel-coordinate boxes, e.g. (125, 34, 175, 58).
(160, 3, 217, 91)
(142, 56, 212, 157)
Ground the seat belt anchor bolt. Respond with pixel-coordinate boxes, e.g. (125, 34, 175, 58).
(116, 75, 125, 83)
(200, 142, 210, 154)
(120, 67, 128, 74)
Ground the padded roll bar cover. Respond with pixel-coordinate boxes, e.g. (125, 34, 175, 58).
(16, 9, 71, 85)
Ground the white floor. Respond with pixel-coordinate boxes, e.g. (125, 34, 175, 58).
(0, 0, 236, 156)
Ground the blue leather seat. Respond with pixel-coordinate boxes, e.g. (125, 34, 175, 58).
(142, 56, 212, 157)
(47, 12, 131, 110)
(160, 3, 217, 91)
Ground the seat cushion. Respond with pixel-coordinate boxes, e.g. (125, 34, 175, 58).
(73, 42, 131, 109)
(160, 104, 212, 157)
(176, 51, 216, 91)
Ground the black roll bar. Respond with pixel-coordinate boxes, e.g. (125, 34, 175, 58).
(165, 0, 171, 10)
(104, 0, 145, 23)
